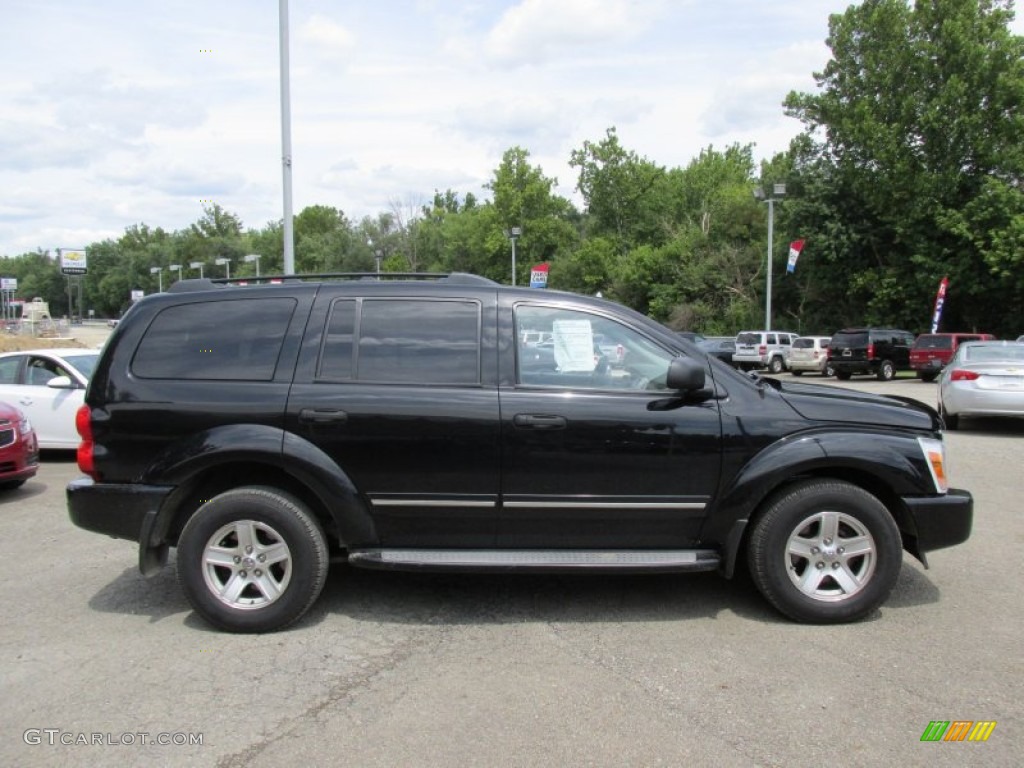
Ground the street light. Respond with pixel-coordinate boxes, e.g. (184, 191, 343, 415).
(169, 264, 183, 284)
(507, 226, 522, 286)
(753, 183, 786, 330)
(190, 261, 205, 278)
(149, 266, 163, 293)
(215, 258, 231, 278)
(243, 253, 261, 278)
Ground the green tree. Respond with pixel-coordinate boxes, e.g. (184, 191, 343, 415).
(784, 0, 1024, 335)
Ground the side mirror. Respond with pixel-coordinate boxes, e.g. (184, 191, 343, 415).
(46, 375, 75, 390)
(666, 357, 705, 392)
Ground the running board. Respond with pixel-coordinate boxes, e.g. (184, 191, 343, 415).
(348, 548, 721, 574)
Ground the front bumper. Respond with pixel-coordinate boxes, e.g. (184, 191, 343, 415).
(67, 476, 174, 542)
(901, 489, 973, 561)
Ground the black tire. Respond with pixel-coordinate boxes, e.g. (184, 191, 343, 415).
(177, 487, 329, 633)
(835, 371, 852, 381)
(918, 372, 937, 383)
(877, 360, 896, 381)
(0, 479, 27, 491)
(791, 370, 804, 377)
(938, 402, 959, 431)
(823, 364, 834, 378)
(768, 356, 785, 374)
(747, 479, 902, 623)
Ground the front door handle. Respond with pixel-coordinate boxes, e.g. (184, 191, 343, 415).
(513, 414, 566, 430)
(299, 408, 349, 424)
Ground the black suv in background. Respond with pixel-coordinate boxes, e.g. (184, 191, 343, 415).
(67, 274, 971, 632)
(827, 328, 916, 381)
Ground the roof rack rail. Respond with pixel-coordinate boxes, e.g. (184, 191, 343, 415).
(203, 271, 498, 286)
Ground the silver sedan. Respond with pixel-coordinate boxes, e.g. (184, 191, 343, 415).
(937, 341, 1024, 430)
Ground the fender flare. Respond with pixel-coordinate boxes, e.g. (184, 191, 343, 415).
(140, 424, 375, 552)
(705, 429, 936, 576)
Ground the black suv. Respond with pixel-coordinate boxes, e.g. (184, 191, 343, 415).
(68, 274, 972, 632)
(827, 328, 916, 381)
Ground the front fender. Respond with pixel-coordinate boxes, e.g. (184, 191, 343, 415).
(704, 428, 939, 573)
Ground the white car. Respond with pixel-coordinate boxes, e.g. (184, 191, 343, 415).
(732, 330, 799, 373)
(0, 348, 99, 449)
(937, 341, 1024, 430)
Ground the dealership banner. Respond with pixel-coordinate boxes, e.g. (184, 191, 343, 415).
(930, 276, 949, 333)
(786, 239, 805, 274)
(530, 262, 549, 288)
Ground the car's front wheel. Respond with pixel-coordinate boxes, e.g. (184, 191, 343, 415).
(177, 487, 329, 633)
(747, 480, 902, 623)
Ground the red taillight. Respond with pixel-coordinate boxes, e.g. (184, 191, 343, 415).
(75, 404, 98, 479)
(867, 343, 875, 358)
(758, 344, 766, 355)
(950, 369, 980, 381)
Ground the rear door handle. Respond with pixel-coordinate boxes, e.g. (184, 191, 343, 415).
(513, 414, 566, 430)
(299, 408, 348, 424)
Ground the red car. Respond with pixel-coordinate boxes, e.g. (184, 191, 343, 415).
(910, 333, 995, 382)
(0, 402, 39, 490)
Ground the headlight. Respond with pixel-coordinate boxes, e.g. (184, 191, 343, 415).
(917, 436, 948, 494)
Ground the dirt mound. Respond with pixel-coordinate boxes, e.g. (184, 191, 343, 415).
(0, 336, 90, 353)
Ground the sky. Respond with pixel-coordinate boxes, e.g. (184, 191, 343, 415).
(3, 1, 1022, 259)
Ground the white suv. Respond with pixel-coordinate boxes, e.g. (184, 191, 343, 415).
(732, 330, 799, 373)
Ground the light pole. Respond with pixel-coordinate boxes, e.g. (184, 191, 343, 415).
(149, 266, 163, 293)
(215, 258, 231, 278)
(190, 261, 205, 278)
(507, 226, 522, 285)
(169, 264, 183, 284)
(753, 184, 785, 330)
(243, 253, 261, 277)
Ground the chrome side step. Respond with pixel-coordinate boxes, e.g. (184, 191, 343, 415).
(348, 548, 721, 573)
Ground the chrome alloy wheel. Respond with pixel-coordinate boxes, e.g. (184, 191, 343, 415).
(201, 520, 293, 610)
(785, 510, 877, 601)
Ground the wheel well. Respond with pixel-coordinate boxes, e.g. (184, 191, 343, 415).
(162, 462, 341, 548)
(731, 468, 910, 577)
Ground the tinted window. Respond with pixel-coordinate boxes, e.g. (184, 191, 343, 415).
(792, 338, 814, 349)
(832, 332, 868, 347)
(736, 333, 760, 344)
(356, 299, 480, 385)
(319, 299, 357, 380)
(133, 298, 296, 380)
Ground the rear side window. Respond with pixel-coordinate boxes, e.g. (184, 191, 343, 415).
(133, 298, 297, 380)
(319, 298, 481, 385)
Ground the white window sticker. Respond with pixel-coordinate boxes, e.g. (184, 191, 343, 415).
(552, 319, 596, 372)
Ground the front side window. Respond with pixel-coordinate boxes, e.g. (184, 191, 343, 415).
(515, 305, 674, 391)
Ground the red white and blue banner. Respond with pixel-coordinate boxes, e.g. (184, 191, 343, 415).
(930, 276, 949, 333)
(786, 239, 805, 274)
(530, 262, 549, 288)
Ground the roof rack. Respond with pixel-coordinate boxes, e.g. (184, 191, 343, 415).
(200, 271, 497, 286)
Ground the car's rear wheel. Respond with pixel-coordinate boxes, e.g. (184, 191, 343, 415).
(918, 372, 937, 383)
(177, 487, 328, 633)
(747, 480, 902, 623)
(835, 371, 852, 380)
(823, 363, 834, 377)
(877, 360, 896, 381)
(791, 370, 803, 377)
(768, 356, 785, 374)
(0, 479, 27, 491)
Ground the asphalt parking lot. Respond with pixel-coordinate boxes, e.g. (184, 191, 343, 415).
(1, 373, 1021, 767)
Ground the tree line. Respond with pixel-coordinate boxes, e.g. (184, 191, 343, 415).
(3, 0, 1022, 338)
